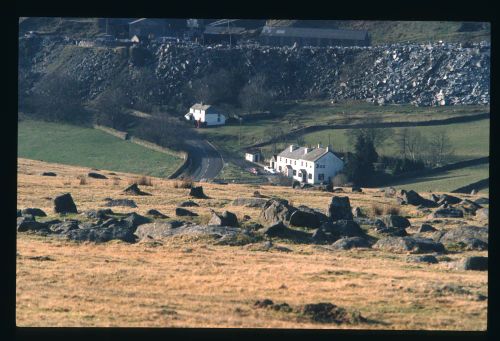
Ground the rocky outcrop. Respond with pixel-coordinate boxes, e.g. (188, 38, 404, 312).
(326, 196, 353, 221)
(54, 193, 78, 214)
(260, 199, 297, 224)
(208, 210, 239, 227)
(374, 236, 445, 254)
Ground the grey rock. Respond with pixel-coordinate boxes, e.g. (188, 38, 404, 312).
(374, 236, 445, 254)
(475, 208, 488, 220)
(436, 194, 462, 205)
(418, 224, 437, 232)
(208, 210, 239, 227)
(321, 220, 364, 238)
(54, 193, 78, 214)
(21, 208, 47, 217)
(17, 216, 48, 232)
(429, 207, 464, 218)
(49, 220, 80, 234)
(352, 207, 363, 218)
(438, 225, 488, 245)
(82, 209, 114, 219)
(330, 237, 370, 250)
(189, 186, 207, 198)
(232, 197, 269, 208)
(122, 212, 151, 229)
(406, 255, 439, 264)
(146, 209, 168, 218)
(175, 207, 198, 217)
(289, 210, 320, 229)
(178, 200, 199, 207)
(66, 225, 137, 243)
(123, 183, 151, 196)
(400, 190, 437, 207)
(104, 198, 137, 208)
(457, 256, 488, 271)
(326, 196, 353, 221)
(259, 221, 310, 240)
(41, 172, 57, 176)
(382, 215, 411, 228)
(260, 199, 297, 224)
(474, 197, 489, 205)
(135, 221, 185, 239)
(88, 172, 108, 179)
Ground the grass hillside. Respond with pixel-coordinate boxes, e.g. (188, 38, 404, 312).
(16, 158, 488, 329)
(18, 119, 183, 178)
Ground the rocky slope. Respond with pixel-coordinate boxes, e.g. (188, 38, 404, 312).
(19, 36, 490, 107)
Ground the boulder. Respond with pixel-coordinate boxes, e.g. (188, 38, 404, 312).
(146, 209, 168, 219)
(373, 219, 386, 229)
(259, 221, 310, 240)
(66, 225, 137, 243)
(21, 208, 47, 217)
(438, 226, 488, 249)
(208, 210, 239, 227)
(474, 197, 489, 205)
(175, 208, 198, 217)
(122, 212, 151, 230)
(41, 172, 57, 176)
(374, 236, 445, 254)
(326, 196, 353, 221)
(437, 194, 462, 205)
(104, 198, 137, 208)
(123, 183, 151, 196)
(189, 186, 207, 199)
(373, 226, 408, 237)
(457, 256, 487, 271)
(178, 200, 199, 207)
(82, 209, 114, 219)
(384, 187, 397, 197)
(260, 199, 297, 224)
(406, 255, 439, 264)
(134, 221, 185, 239)
(400, 190, 437, 207)
(88, 172, 108, 179)
(330, 237, 371, 250)
(49, 220, 79, 234)
(321, 220, 364, 238)
(311, 228, 328, 243)
(429, 208, 464, 218)
(289, 210, 320, 229)
(17, 216, 48, 232)
(475, 208, 488, 221)
(332, 187, 344, 193)
(232, 197, 269, 208)
(300, 303, 357, 324)
(296, 205, 328, 223)
(382, 215, 411, 228)
(54, 193, 78, 214)
(457, 199, 482, 215)
(418, 224, 437, 233)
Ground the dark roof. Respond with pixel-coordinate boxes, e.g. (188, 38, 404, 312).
(278, 146, 343, 162)
(204, 26, 246, 35)
(260, 26, 368, 41)
(190, 103, 212, 110)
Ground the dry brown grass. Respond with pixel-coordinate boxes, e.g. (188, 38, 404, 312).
(16, 158, 488, 329)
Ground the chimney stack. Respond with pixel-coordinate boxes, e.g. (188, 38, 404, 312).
(326, 144, 332, 152)
(304, 147, 309, 154)
(317, 143, 321, 148)
(289, 144, 296, 152)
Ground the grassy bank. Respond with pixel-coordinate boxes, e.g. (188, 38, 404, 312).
(18, 119, 183, 178)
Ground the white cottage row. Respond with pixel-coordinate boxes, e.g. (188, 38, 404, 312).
(270, 144, 344, 184)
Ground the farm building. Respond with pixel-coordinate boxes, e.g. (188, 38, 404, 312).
(203, 25, 246, 44)
(259, 26, 370, 47)
(270, 144, 344, 185)
(184, 103, 227, 127)
(245, 149, 262, 163)
(128, 18, 186, 40)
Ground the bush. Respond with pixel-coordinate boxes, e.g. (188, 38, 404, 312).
(370, 204, 383, 217)
(385, 205, 400, 216)
(332, 173, 348, 186)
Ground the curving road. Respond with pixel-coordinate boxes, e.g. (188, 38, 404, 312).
(177, 139, 224, 181)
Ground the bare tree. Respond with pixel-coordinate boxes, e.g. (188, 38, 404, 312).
(405, 130, 428, 161)
(393, 128, 410, 159)
(239, 73, 275, 113)
(90, 87, 129, 130)
(428, 130, 454, 166)
(347, 117, 393, 149)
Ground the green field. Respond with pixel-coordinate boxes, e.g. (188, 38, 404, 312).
(18, 120, 183, 177)
(299, 119, 490, 162)
(383, 163, 489, 193)
(201, 101, 489, 157)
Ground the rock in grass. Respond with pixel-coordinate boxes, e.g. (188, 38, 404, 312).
(418, 224, 437, 232)
(175, 207, 198, 217)
(438, 226, 488, 246)
(66, 225, 137, 243)
(123, 183, 151, 196)
(41, 172, 57, 176)
(146, 209, 168, 219)
(382, 215, 411, 228)
(260, 199, 297, 224)
(374, 236, 445, 254)
(289, 210, 320, 229)
(208, 210, 238, 227)
(53, 193, 78, 214)
(134, 221, 185, 239)
(457, 256, 488, 271)
(475, 208, 488, 221)
(178, 200, 199, 207)
(406, 255, 439, 264)
(21, 208, 47, 217)
(232, 197, 269, 208)
(104, 199, 137, 208)
(259, 221, 309, 240)
(17, 217, 48, 232)
(326, 196, 353, 221)
(189, 186, 208, 199)
(429, 208, 464, 218)
(330, 237, 371, 250)
(88, 172, 108, 179)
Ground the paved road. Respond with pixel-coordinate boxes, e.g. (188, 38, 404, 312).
(177, 139, 224, 181)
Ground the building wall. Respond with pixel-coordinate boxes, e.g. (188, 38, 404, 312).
(204, 113, 226, 126)
(272, 150, 344, 184)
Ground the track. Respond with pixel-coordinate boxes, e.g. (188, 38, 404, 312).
(176, 139, 224, 181)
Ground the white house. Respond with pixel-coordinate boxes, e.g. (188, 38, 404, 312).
(184, 103, 226, 127)
(270, 144, 344, 185)
(245, 149, 262, 163)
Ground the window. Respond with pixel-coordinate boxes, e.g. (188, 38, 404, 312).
(293, 170, 296, 176)
(279, 166, 282, 171)
(217, 114, 221, 122)
(308, 174, 312, 179)
(294, 160, 296, 165)
(301, 161, 303, 166)
(316, 163, 319, 168)
(318, 174, 324, 181)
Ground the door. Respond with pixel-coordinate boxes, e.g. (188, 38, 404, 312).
(302, 171, 307, 183)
